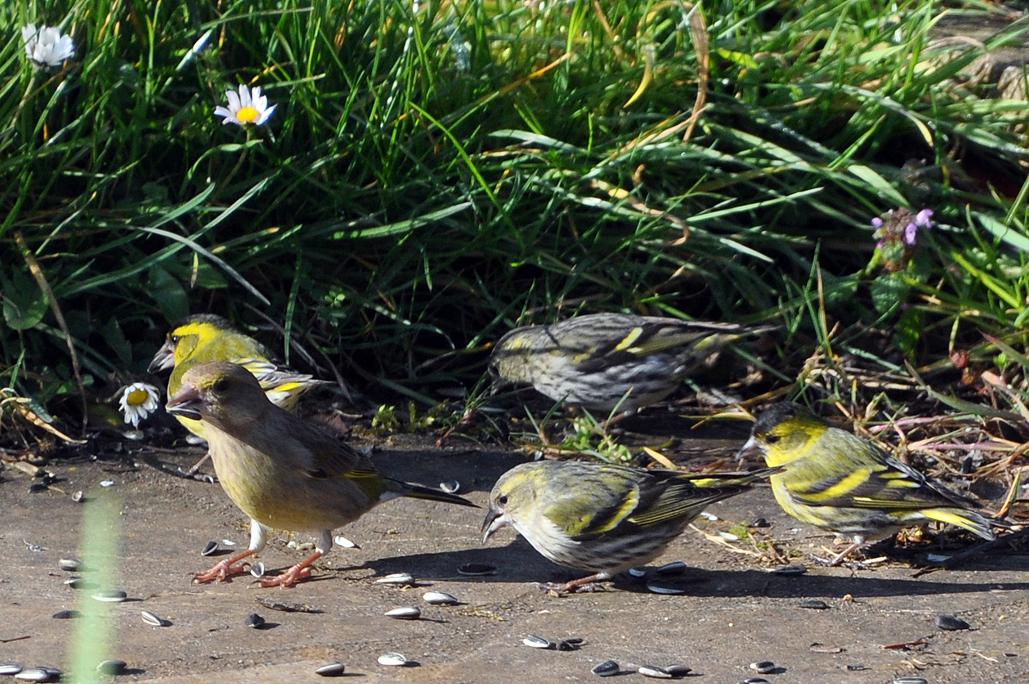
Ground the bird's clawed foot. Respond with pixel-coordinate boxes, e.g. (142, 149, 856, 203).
(193, 550, 256, 584)
(184, 453, 212, 477)
(259, 565, 313, 588)
(258, 551, 322, 588)
(538, 575, 609, 596)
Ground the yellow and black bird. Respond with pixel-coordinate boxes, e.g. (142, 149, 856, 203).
(489, 312, 772, 416)
(739, 402, 1000, 565)
(482, 459, 776, 593)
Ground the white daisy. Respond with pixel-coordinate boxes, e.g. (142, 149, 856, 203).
(117, 382, 161, 428)
(214, 84, 277, 127)
(22, 24, 75, 69)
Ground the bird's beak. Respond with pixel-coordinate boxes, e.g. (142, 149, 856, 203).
(148, 339, 175, 374)
(480, 507, 507, 544)
(166, 384, 204, 420)
(735, 435, 761, 465)
(485, 365, 504, 396)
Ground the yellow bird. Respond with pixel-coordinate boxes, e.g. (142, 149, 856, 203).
(738, 402, 1000, 565)
(149, 314, 327, 466)
(166, 361, 475, 587)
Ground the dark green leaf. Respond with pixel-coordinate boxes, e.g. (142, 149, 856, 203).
(148, 267, 189, 324)
(895, 308, 923, 358)
(869, 272, 909, 315)
(1, 267, 48, 331)
(102, 318, 133, 367)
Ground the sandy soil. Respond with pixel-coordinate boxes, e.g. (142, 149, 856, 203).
(3, 435, 1028, 683)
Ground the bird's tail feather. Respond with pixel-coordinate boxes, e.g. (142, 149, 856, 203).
(401, 481, 478, 508)
(684, 465, 782, 489)
(922, 508, 996, 541)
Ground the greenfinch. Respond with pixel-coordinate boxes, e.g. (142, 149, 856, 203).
(481, 460, 776, 593)
(739, 402, 999, 565)
(149, 313, 327, 442)
(166, 361, 475, 588)
(489, 312, 773, 416)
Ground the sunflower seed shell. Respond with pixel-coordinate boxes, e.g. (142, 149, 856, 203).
(141, 610, 166, 627)
(315, 662, 346, 677)
(377, 652, 408, 667)
(375, 572, 415, 586)
(384, 606, 421, 620)
(591, 660, 619, 677)
(522, 635, 553, 649)
(423, 591, 459, 605)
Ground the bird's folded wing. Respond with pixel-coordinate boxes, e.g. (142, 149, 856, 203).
(289, 421, 376, 481)
(544, 479, 641, 539)
(627, 472, 757, 527)
(790, 442, 980, 511)
(238, 358, 324, 392)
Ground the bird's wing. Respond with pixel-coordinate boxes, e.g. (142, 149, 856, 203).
(541, 466, 643, 539)
(790, 431, 979, 510)
(237, 358, 325, 393)
(574, 319, 742, 371)
(283, 418, 379, 483)
(542, 466, 759, 539)
(627, 470, 764, 526)
(850, 452, 981, 510)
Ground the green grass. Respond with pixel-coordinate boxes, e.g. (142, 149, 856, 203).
(2, 0, 1027, 427)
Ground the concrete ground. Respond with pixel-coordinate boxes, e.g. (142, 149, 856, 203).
(3, 436, 1028, 683)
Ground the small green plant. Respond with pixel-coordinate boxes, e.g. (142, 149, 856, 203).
(727, 522, 752, 542)
(560, 414, 635, 464)
(371, 404, 399, 435)
(371, 400, 448, 435)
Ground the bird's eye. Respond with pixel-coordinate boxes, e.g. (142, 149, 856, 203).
(766, 434, 781, 444)
(498, 495, 508, 506)
(212, 378, 229, 392)
(170, 335, 180, 344)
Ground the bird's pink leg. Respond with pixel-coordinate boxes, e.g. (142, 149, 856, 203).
(260, 550, 322, 588)
(828, 541, 864, 566)
(542, 572, 611, 595)
(193, 549, 256, 584)
(194, 520, 269, 584)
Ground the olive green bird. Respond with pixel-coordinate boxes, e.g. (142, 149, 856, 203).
(150, 314, 328, 472)
(166, 361, 476, 588)
(739, 402, 1000, 566)
(481, 460, 777, 593)
(489, 312, 774, 416)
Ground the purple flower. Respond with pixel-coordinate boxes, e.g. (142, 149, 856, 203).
(904, 222, 918, 246)
(871, 207, 935, 251)
(913, 208, 933, 228)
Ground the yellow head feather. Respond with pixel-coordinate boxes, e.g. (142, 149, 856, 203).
(750, 403, 829, 467)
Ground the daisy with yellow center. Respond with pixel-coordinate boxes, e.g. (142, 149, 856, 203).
(118, 382, 161, 428)
(214, 84, 277, 127)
